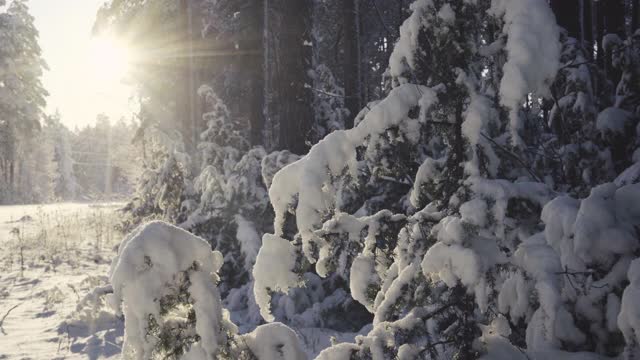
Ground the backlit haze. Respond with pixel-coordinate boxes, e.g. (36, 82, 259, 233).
(30, 0, 136, 129)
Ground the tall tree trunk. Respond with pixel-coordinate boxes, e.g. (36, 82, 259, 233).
(550, 0, 580, 38)
(248, 1, 265, 147)
(603, 0, 625, 84)
(180, 0, 197, 157)
(583, 0, 594, 48)
(595, 0, 606, 68)
(343, 0, 361, 128)
(603, 0, 626, 36)
(633, 0, 640, 31)
(264, 0, 314, 154)
(9, 160, 15, 196)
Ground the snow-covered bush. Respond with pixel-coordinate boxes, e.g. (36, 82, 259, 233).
(108, 221, 305, 360)
(109, 221, 233, 358)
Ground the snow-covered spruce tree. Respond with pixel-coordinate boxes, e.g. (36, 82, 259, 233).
(0, 0, 47, 203)
(597, 30, 640, 174)
(307, 64, 349, 144)
(0, 119, 14, 202)
(485, 27, 640, 359)
(192, 85, 250, 173)
(541, 30, 613, 197)
(108, 221, 305, 360)
(183, 86, 371, 331)
(44, 112, 77, 201)
(123, 115, 192, 231)
(183, 86, 281, 296)
(253, 0, 573, 358)
(181, 87, 348, 331)
(518, 179, 640, 358)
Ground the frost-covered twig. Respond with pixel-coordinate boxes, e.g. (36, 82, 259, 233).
(480, 133, 543, 182)
(554, 266, 594, 277)
(305, 84, 359, 99)
(487, 305, 527, 347)
(559, 59, 593, 70)
(421, 301, 461, 321)
(418, 338, 455, 357)
(378, 175, 412, 186)
(0, 303, 21, 335)
(67, 284, 80, 302)
(369, 0, 397, 37)
(555, 266, 609, 292)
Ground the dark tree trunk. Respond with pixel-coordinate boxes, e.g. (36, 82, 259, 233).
(343, 0, 361, 128)
(582, 0, 594, 48)
(603, 0, 625, 83)
(264, 0, 314, 155)
(550, 0, 580, 38)
(633, 0, 640, 31)
(202, 0, 265, 148)
(603, 0, 626, 36)
(9, 160, 14, 193)
(244, 1, 265, 146)
(595, 0, 606, 68)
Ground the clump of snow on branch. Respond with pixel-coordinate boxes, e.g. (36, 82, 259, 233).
(489, 0, 561, 146)
(256, 84, 437, 318)
(253, 234, 303, 322)
(239, 322, 306, 360)
(108, 221, 232, 359)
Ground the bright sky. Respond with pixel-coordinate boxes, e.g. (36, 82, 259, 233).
(30, 0, 136, 129)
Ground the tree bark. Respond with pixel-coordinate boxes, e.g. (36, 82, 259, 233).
(223, 0, 267, 147)
(603, 0, 625, 83)
(343, 0, 361, 128)
(633, 0, 640, 32)
(9, 160, 14, 195)
(264, 0, 314, 154)
(550, 0, 580, 38)
(583, 0, 594, 48)
(594, 0, 605, 68)
(603, 0, 626, 36)
(247, 1, 265, 147)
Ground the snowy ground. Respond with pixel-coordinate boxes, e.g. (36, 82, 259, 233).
(0, 203, 124, 360)
(0, 203, 359, 359)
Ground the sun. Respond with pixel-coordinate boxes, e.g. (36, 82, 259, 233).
(88, 35, 131, 83)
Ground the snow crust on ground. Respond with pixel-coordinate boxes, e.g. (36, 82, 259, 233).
(0, 203, 124, 360)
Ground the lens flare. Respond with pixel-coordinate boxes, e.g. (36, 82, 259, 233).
(88, 35, 131, 83)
